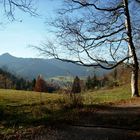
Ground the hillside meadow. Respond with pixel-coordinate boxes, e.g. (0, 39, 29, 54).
(0, 85, 140, 138)
(0, 85, 131, 108)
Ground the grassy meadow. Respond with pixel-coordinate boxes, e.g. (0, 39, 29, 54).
(0, 84, 140, 137)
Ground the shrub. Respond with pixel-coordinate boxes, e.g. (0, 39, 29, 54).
(58, 93, 84, 109)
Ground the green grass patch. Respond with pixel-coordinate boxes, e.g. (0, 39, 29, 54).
(83, 85, 131, 105)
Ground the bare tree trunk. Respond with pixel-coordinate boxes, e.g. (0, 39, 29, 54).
(131, 65, 139, 97)
(123, 0, 139, 97)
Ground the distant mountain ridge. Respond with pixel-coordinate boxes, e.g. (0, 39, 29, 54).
(0, 53, 110, 79)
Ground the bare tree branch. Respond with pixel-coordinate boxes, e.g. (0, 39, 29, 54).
(71, 0, 124, 12)
(34, 0, 140, 96)
(1, 0, 38, 21)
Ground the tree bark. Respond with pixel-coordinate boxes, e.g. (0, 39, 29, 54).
(123, 0, 139, 97)
(131, 65, 139, 97)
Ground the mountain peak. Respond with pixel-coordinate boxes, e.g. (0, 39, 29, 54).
(1, 53, 13, 57)
(0, 53, 16, 60)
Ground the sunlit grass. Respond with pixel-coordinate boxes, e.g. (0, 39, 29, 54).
(0, 85, 132, 107)
(0, 89, 62, 106)
(83, 85, 131, 105)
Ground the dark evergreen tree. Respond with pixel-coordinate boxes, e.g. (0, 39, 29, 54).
(91, 74, 99, 88)
(86, 74, 99, 89)
(32, 78, 36, 90)
(86, 76, 92, 90)
(71, 76, 81, 93)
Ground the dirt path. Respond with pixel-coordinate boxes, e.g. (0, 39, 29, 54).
(114, 98, 140, 107)
(3, 125, 140, 140)
(33, 125, 140, 140)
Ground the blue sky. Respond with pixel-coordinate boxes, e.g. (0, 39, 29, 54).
(0, 0, 61, 58)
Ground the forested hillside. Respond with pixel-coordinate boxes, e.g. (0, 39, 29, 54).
(0, 68, 33, 90)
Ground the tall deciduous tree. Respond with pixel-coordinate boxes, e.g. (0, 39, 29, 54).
(35, 0, 140, 97)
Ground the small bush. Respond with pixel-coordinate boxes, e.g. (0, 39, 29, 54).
(70, 94, 84, 108)
(58, 93, 84, 109)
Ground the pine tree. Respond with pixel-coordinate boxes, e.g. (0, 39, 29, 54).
(92, 74, 99, 88)
(86, 76, 92, 89)
(71, 76, 81, 93)
(32, 78, 36, 90)
(86, 74, 99, 89)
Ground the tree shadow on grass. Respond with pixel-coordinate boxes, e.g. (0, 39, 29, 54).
(0, 103, 140, 131)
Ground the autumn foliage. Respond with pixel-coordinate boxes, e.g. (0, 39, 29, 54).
(34, 75, 47, 92)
